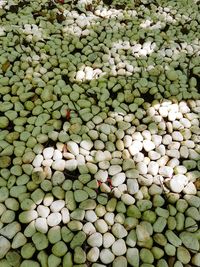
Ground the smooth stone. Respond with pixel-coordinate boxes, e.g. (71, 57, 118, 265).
(136, 225, 151, 242)
(179, 232, 199, 252)
(20, 260, 40, 267)
(112, 239, 126, 256)
(32, 232, 49, 250)
(0, 222, 21, 239)
(113, 256, 127, 267)
(143, 140, 155, 152)
(95, 219, 108, 234)
(47, 213, 61, 227)
(87, 247, 99, 262)
(127, 248, 139, 267)
(11, 232, 27, 249)
(192, 253, 200, 266)
(65, 159, 78, 171)
(121, 194, 135, 205)
(165, 230, 182, 247)
(67, 141, 79, 155)
(35, 218, 48, 234)
(169, 174, 188, 193)
(0, 236, 10, 259)
(100, 249, 114, 264)
(127, 179, 139, 194)
(70, 231, 86, 249)
(140, 248, 154, 264)
(177, 246, 191, 264)
(103, 233, 115, 248)
(43, 147, 54, 159)
(52, 159, 65, 171)
(112, 223, 127, 238)
(112, 172, 126, 186)
(87, 233, 103, 247)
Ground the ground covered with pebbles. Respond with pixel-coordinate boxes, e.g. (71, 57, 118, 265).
(0, 0, 200, 266)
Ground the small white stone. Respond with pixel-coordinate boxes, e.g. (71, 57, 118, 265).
(52, 159, 65, 171)
(162, 134, 172, 145)
(172, 131, 183, 141)
(100, 249, 115, 264)
(159, 166, 173, 177)
(61, 208, 70, 224)
(80, 140, 93, 151)
(134, 152, 144, 162)
(112, 223, 127, 238)
(143, 140, 155, 152)
(156, 145, 166, 156)
(65, 159, 77, 171)
(148, 151, 161, 160)
(94, 170, 108, 182)
(108, 165, 122, 176)
(53, 149, 63, 160)
(50, 200, 65, 212)
(42, 159, 53, 167)
(183, 182, 197, 195)
(85, 210, 98, 223)
(95, 151, 107, 162)
(121, 194, 135, 205)
(127, 179, 139, 195)
(47, 212, 62, 227)
(87, 232, 103, 247)
(32, 154, 43, 167)
(136, 162, 147, 175)
(169, 174, 188, 193)
(112, 239, 127, 256)
(87, 247, 100, 262)
(152, 135, 162, 147)
(67, 141, 79, 155)
(103, 232, 115, 248)
(129, 140, 143, 156)
(37, 205, 50, 218)
(148, 161, 159, 176)
(123, 135, 132, 147)
(35, 218, 48, 234)
(43, 147, 54, 159)
(83, 222, 96, 236)
(112, 172, 126, 186)
(95, 219, 109, 234)
(104, 212, 115, 226)
(180, 146, 189, 158)
(166, 149, 180, 159)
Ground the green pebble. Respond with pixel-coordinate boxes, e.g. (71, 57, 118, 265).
(151, 247, 164, 260)
(153, 233, 167, 246)
(0, 116, 9, 128)
(137, 200, 152, 212)
(177, 246, 191, 264)
(6, 250, 21, 266)
(155, 207, 169, 218)
(48, 254, 61, 267)
(70, 231, 86, 249)
(52, 241, 68, 257)
(79, 199, 96, 210)
(140, 248, 154, 264)
(48, 226, 61, 244)
(153, 217, 167, 233)
(142, 211, 157, 223)
(21, 243, 36, 259)
(164, 243, 176, 256)
(61, 226, 74, 243)
(68, 220, 83, 231)
(152, 195, 165, 207)
(106, 198, 117, 212)
(74, 247, 86, 264)
(63, 252, 73, 267)
(167, 216, 177, 230)
(116, 201, 126, 213)
(20, 260, 40, 267)
(65, 191, 77, 211)
(70, 208, 85, 221)
(32, 232, 49, 250)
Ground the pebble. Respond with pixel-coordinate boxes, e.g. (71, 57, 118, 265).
(169, 174, 188, 193)
(100, 249, 115, 264)
(87, 233, 103, 247)
(143, 140, 155, 152)
(112, 239, 127, 256)
(35, 218, 48, 234)
(0, 236, 10, 259)
(127, 179, 139, 194)
(112, 223, 128, 238)
(47, 212, 62, 227)
(43, 147, 54, 159)
(113, 256, 127, 267)
(112, 172, 126, 186)
(67, 141, 79, 155)
(11, 232, 27, 249)
(127, 248, 139, 267)
(159, 166, 173, 177)
(177, 246, 191, 264)
(87, 247, 99, 262)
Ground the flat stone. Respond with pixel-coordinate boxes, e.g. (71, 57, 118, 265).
(112, 172, 126, 187)
(100, 249, 114, 264)
(87, 233, 103, 247)
(0, 236, 10, 259)
(177, 246, 191, 264)
(112, 239, 127, 256)
(127, 248, 139, 267)
(180, 231, 200, 252)
(112, 223, 127, 238)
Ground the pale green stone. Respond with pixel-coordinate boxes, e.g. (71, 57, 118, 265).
(63, 252, 73, 267)
(20, 260, 40, 267)
(186, 207, 200, 221)
(151, 247, 164, 260)
(167, 216, 176, 230)
(155, 207, 169, 218)
(12, 232, 27, 249)
(79, 199, 96, 210)
(74, 247, 86, 264)
(74, 190, 88, 202)
(137, 200, 152, 212)
(52, 241, 68, 257)
(48, 254, 61, 267)
(1, 210, 15, 223)
(166, 70, 178, 81)
(165, 230, 182, 247)
(32, 232, 48, 250)
(140, 248, 154, 264)
(61, 226, 74, 243)
(70, 208, 85, 221)
(65, 191, 77, 211)
(180, 231, 199, 252)
(35, 114, 50, 127)
(0, 156, 11, 168)
(70, 231, 86, 249)
(142, 210, 157, 223)
(6, 250, 21, 266)
(192, 253, 200, 266)
(153, 233, 167, 246)
(48, 226, 61, 244)
(175, 213, 185, 231)
(176, 199, 188, 213)
(19, 210, 38, 224)
(37, 251, 48, 267)
(68, 220, 83, 231)
(113, 256, 127, 267)
(0, 116, 9, 128)
(31, 188, 45, 205)
(177, 246, 191, 264)
(0, 187, 9, 202)
(164, 243, 176, 256)
(21, 243, 36, 259)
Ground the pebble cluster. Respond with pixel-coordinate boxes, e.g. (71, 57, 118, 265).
(0, 0, 200, 266)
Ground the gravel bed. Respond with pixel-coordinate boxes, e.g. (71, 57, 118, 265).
(0, 0, 200, 266)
